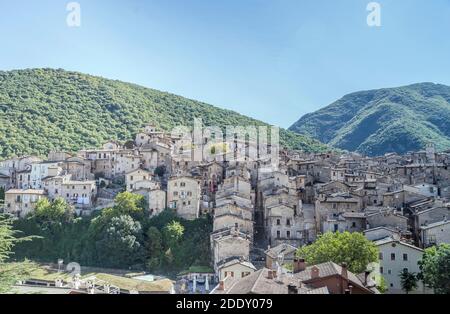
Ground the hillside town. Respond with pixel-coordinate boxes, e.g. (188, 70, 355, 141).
(1, 123, 450, 294)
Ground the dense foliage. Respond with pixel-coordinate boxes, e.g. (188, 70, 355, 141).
(11, 193, 212, 275)
(0, 215, 36, 293)
(0, 68, 328, 158)
(418, 244, 450, 294)
(296, 231, 379, 274)
(290, 83, 450, 156)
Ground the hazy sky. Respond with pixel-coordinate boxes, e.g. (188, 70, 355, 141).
(1, 0, 450, 127)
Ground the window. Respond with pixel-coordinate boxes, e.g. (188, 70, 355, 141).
(379, 253, 383, 260)
(242, 272, 250, 278)
(352, 222, 356, 228)
(380, 267, 384, 274)
(287, 231, 291, 239)
(173, 191, 178, 196)
(286, 219, 291, 226)
(388, 270, 392, 275)
(276, 219, 281, 226)
(403, 254, 408, 261)
(130, 176, 134, 181)
(391, 253, 396, 261)
(403, 268, 408, 273)
(277, 231, 281, 239)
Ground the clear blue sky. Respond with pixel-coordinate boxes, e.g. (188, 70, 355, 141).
(1, 0, 450, 128)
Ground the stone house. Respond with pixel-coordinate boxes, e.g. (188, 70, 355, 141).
(420, 220, 450, 248)
(264, 243, 297, 269)
(30, 161, 63, 189)
(13, 169, 31, 189)
(63, 157, 93, 181)
(4, 189, 47, 217)
(366, 209, 408, 232)
(167, 176, 201, 220)
(134, 188, 167, 217)
(212, 228, 251, 275)
(216, 257, 256, 281)
(125, 168, 153, 192)
(375, 237, 428, 294)
(113, 151, 142, 177)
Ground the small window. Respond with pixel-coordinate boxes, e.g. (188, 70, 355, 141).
(379, 253, 383, 260)
(287, 231, 291, 239)
(403, 254, 408, 261)
(276, 219, 281, 226)
(391, 253, 396, 261)
(277, 231, 281, 239)
(380, 267, 384, 274)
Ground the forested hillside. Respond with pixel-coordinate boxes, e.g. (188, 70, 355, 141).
(290, 83, 450, 156)
(0, 68, 328, 158)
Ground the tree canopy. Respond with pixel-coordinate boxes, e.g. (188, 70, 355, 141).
(0, 215, 37, 293)
(12, 194, 212, 275)
(296, 231, 379, 274)
(419, 244, 450, 294)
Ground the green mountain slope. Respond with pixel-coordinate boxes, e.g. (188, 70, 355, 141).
(0, 68, 328, 158)
(289, 83, 450, 156)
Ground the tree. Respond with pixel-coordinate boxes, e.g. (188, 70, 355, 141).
(297, 232, 379, 273)
(0, 214, 37, 293)
(113, 192, 146, 219)
(419, 244, 450, 294)
(0, 187, 5, 201)
(163, 221, 184, 248)
(400, 269, 418, 294)
(145, 227, 163, 271)
(96, 215, 145, 268)
(32, 198, 74, 225)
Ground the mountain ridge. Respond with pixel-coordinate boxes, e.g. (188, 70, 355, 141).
(289, 82, 450, 156)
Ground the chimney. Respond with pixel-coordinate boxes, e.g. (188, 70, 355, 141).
(287, 284, 298, 294)
(311, 266, 320, 279)
(267, 270, 274, 279)
(341, 263, 349, 294)
(218, 280, 225, 291)
(272, 269, 278, 279)
(364, 271, 371, 286)
(293, 258, 307, 274)
(341, 263, 348, 280)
